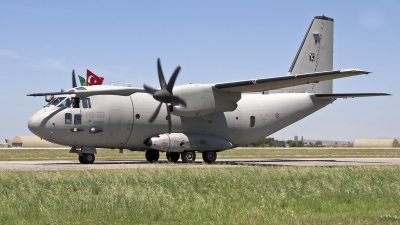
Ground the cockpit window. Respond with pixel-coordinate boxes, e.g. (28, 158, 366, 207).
(72, 98, 80, 108)
(45, 97, 74, 108)
(60, 98, 71, 108)
(48, 97, 65, 107)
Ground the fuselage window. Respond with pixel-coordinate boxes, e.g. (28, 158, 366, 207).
(250, 116, 255, 128)
(81, 98, 91, 108)
(74, 114, 82, 125)
(65, 113, 72, 125)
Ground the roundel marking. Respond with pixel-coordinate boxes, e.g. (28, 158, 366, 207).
(275, 113, 279, 119)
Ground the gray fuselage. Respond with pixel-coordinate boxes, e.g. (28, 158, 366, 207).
(28, 92, 333, 150)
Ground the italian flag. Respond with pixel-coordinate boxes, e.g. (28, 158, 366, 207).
(78, 75, 86, 86)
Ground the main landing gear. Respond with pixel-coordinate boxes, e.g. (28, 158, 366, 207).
(181, 151, 196, 163)
(145, 150, 217, 164)
(145, 150, 160, 163)
(166, 152, 180, 163)
(202, 151, 217, 164)
(78, 153, 95, 164)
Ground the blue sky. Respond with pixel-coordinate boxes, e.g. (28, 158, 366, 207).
(1, 0, 399, 142)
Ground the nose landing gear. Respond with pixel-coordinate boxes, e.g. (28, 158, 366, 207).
(78, 153, 95, 164)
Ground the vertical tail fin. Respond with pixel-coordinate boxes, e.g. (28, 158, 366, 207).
(271, 15, 334, 94)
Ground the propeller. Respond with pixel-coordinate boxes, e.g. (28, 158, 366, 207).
(59, 70, 76, 93)
(72, 69, 77, 88)
(143, 58, 187, 133)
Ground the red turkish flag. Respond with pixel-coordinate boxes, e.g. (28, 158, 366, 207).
(86, 69, 104, 86)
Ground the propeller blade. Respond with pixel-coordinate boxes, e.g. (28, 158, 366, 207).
(143, 84, 159, 95)
(166, 104, 172, 133)
(166, 66, 181, 93)
(148, 102, 163, 123)
(72, 70, 77, 88)
(157, 58, 167, 89)
(170, 95, 187, 107)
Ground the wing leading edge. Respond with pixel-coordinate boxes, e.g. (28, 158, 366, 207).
(27, 87, 145, 97)
(214, 69, 370, 93)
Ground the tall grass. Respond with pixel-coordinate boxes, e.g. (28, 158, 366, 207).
(1, 166, 400, 224)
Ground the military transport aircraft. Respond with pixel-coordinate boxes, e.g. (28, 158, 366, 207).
(27, 15, 389, 164)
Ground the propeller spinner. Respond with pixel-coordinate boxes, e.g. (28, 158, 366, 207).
(143, 58, 186, 133)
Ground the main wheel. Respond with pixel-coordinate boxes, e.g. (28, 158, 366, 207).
(181, 151, 196, 163)
(80, 153, 95, 164)
(145, 150, 159, 163)
(202, 151, 217, 164)
(166, 152, 180, 163)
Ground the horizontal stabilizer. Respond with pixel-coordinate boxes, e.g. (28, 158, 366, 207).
(314, 93, 391, 99)
(214, 69, 370, 93)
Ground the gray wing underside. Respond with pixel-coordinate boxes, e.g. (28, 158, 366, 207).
(214, 69, 370, 93)
(314, 93, 391, 99)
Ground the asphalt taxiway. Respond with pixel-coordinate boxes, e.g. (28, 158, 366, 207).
(1, 158, 400, 171)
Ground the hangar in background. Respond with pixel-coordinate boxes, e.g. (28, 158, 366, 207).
(1, 136, 67, 148)
(354, 139, 400, 148)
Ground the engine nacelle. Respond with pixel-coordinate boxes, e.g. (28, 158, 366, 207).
(171, 84, 240, 117)
(144, 133, 233, 152)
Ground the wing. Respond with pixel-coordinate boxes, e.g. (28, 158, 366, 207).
(314, 93, 391, 99)
(214, 69, 370, 93)
(27, 87, 146, 97)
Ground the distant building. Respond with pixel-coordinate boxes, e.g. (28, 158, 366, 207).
(7, 136, 67, 148)
(353, 139, 400, 148)
(0, 139, 12, 148)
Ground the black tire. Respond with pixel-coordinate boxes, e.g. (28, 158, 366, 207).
(166, 152, 180, 163)
(181, 151, 196, 163)
(81, 153, 95, 164)
(202, 151, 217, 164)
(145, 150, 159, 163)
(78, 155, 84, 164)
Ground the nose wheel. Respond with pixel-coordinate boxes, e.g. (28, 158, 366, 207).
(78, 153, 95, 164)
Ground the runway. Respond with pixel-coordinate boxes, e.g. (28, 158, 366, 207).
(1, 158, 400, 171)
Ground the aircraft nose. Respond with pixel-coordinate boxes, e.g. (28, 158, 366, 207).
(28, 112, 44, 136)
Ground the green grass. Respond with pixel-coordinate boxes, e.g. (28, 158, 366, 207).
(1, 166, 400, 224)
(0, 148, 400, 161)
